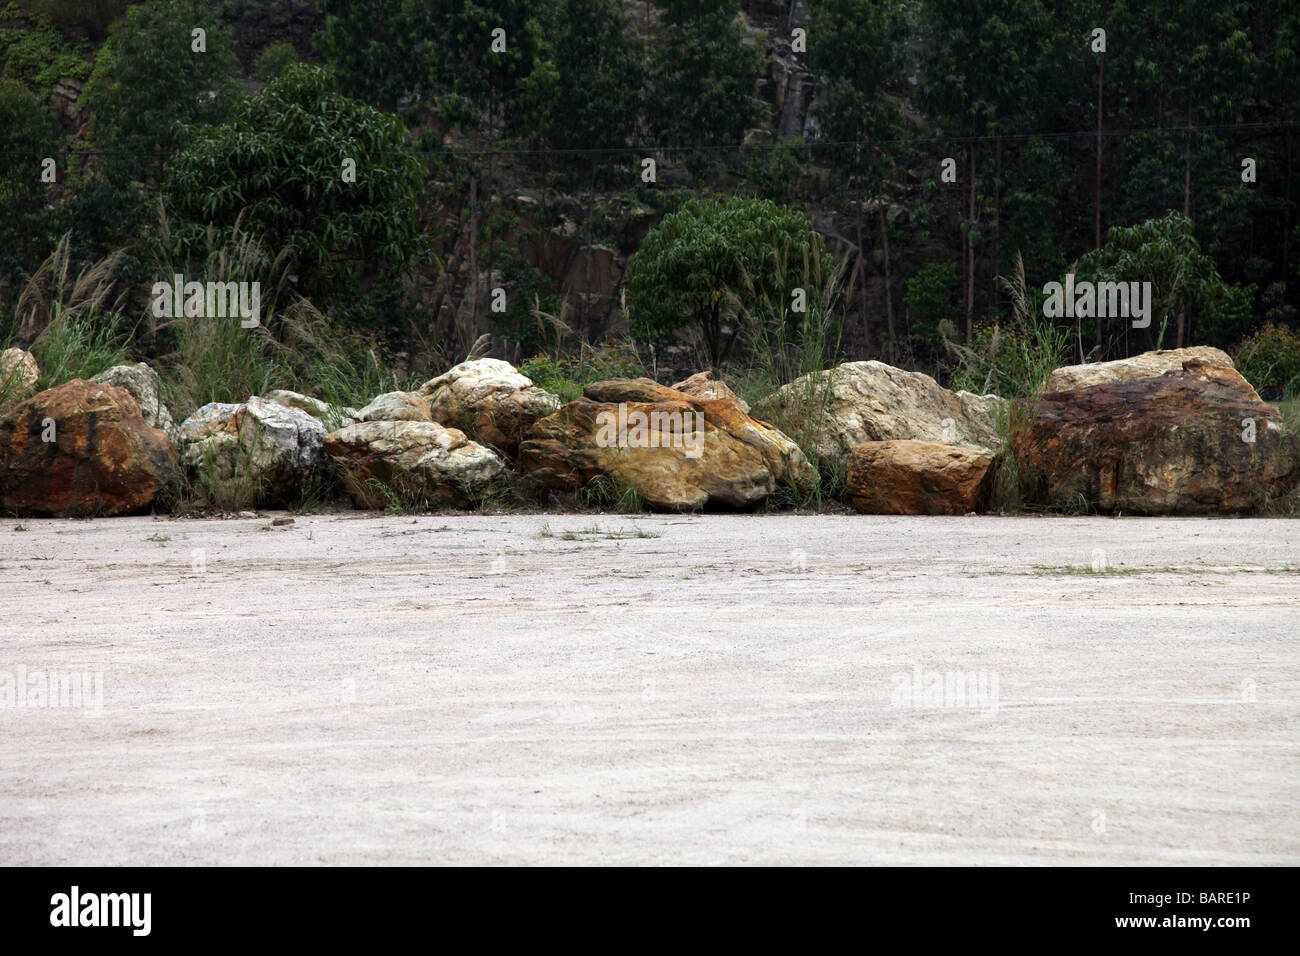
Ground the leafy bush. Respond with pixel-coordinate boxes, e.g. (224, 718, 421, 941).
(254, 41, 299, 81)
(903, 261, 961, 360)
(519, 340, 646, 403)
(1233, 322, 1300, 396)
(626, 195, 833, 366)
(163, 63, 425, 303)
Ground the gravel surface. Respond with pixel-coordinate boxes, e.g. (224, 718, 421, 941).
(2, 512, 1297, 865)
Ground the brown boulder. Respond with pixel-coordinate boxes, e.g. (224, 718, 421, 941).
(1013, 360, 1300, 514)
(519, 378, 816, 510)
(846, 440, 995, 515)
(419, 358, 560, 455)
(0, 380, 177, 517)
(670, 371, 751, 412)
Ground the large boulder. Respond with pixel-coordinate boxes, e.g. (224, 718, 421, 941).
(354, 390, 433, 423)
(670, 370, 751, 412)
(518, 378, 817, 511)
(178, 397, 329, 508)
(0, 380, 176, 517)
(846, 440, 995, 515)
(756, 361, 1006, 458)
(323, 420, 505, 508)
(1, 348, 39, 404)
(418, 358, 560, 455)
(90, 362, 178, 442)
(1013, 359, 1300, 514)
(263, 389, 359, 429)
(1046, 347, 1255, 397)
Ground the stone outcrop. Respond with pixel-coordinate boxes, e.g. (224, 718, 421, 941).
(846, 440, 995, 515)
(419, 358, 560, 455)
(323, 420, 505, 508)
(178, 397, 329, 509)
(1013, 360, 1300, 514)
(757, 361, 1006, 458)
(518, 378, 816, 510)
(0, 380, 176, 517)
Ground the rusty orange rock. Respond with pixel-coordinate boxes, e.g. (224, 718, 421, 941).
(519, 378, 815, 510)
(846, 440, 995, 515)
(0, 380, 177, 517)
(1013, 360, 1300, 514)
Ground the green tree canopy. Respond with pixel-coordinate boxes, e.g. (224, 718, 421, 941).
(85, 0, 240, 186)
(163, 63, 425, 300)
(1074, 211, 1244, 348)
(626, 196, 833, 365)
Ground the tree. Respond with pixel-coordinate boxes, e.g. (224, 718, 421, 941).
(644, 0, 762, 163)
(626, 196, 833, 366)
(316, 0, 546, 134)
(0, 79, 61, 308)
(515, 0, 644, 152)
(807, 0, 908, 359)
(1074, 211, 1242, 351)
(85, 0, 240, 186)
(163, 64, 425, 301)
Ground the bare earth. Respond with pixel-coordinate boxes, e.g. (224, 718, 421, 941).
(1, 512, 1297, 866)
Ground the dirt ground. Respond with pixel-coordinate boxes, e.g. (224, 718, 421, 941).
(1, 512, 1297, 865)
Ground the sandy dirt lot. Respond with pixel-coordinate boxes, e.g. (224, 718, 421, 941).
(1, 512, 1297, 865)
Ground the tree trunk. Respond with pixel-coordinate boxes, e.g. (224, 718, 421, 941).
(878, 200, 895, 364)
(966, 144, 976, 344)
(1095, 52, 1104, 249)
(855, 201, 870, 356)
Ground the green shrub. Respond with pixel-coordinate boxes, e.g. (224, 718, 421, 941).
(255, 41, 299, 81)
(1233, 322, 1300, 395)
(519, 340, 646, 403)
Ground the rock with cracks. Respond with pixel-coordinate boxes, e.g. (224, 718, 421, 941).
(757, 360, 1005, 458)
(91, 362, 178, 443)
(1046, 347, 1253, 397)
(518, 378, 816, 511)
(419, 358, 560, 456)
(324, 420, 505, 509)
(670, 370, 751, 412)
(178, 397, 329, 509)
(1013, 359, 1300, 514)
(0, 380, 176, 517)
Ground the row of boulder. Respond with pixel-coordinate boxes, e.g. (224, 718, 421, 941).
(1, 344, 1297, 517)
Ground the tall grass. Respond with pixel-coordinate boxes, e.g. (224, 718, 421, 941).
(3, 233, 133, 395)
(729, 242, 849, 506)
(945, 254, 1072, 512)
(943, 254, 1070, 400)
(151, 206, 404, 418)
